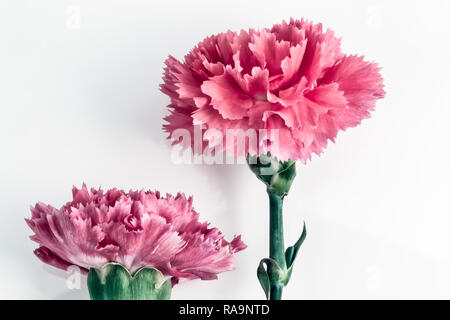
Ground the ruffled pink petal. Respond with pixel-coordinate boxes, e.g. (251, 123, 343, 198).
(231, 29, 259, 75)
(105, 203, 185, 274)
(71, 184, 90, 207)
(169, 232, 241, 280)
(201, 69, 254, 120)
(249, 29, 291, 76)
(265, 115, 303, 161)
(34, 247, 88, 274)
(270, 41, 308, 91)
(321, 55, 385, 125)
(230, 235, 247, 252)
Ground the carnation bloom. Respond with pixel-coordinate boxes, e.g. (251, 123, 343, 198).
(161, 18, 385, 162)
(26, 184, 246, 284)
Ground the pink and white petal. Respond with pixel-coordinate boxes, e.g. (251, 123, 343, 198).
(34, 247, 88, 273)
(201, 71, 253, 120)
(231, 29, 259, 75)
(305, 83, 347, 110)
(105, 209, 185, 274)
(243, 67, 269, 99)
(268, 76, 309, 107)
(321, 55, 385, 115)
(249, 29, 291, 75)
(270, 40, 308, 91)
(270, 19, 306, 45)
(265, 115, 304, 161)
(170, 233, 237, 279)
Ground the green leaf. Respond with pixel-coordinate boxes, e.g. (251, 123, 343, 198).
(257, 261, 271, 300)
(257, 258, 287, 300)
(285, 222, 307, 269)
(87, 263, 172, 300)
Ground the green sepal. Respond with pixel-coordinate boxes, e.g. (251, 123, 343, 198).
(285, 222, 307, 268)
(87, 263, 172, 300)
(247, 154, 296, 197)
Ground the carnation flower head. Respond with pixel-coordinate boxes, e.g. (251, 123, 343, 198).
(161, 18, 385, 162)
(26, 184, 246, 284)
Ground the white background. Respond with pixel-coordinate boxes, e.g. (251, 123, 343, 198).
(1, 0, 450, 299)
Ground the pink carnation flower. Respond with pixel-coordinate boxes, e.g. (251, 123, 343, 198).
(161, 18, 385, 162)
(26, 184, 246, 283)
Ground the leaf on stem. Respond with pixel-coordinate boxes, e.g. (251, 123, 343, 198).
(285, 222, 307, 269)
(257, 258, 286, 299)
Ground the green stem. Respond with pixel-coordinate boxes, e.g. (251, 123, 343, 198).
(248, 155, 300, 300)
(268, 191, 286, 300)
(270, 283, 283, 300)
